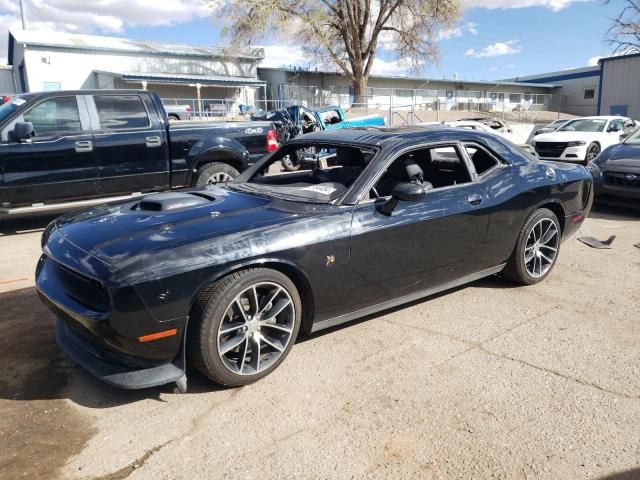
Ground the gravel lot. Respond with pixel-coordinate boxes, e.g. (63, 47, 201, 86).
(0, 205, 639, 480)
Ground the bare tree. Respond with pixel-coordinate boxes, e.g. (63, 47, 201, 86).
(215, 0, 460, 103)
(606, 0, 640, 53)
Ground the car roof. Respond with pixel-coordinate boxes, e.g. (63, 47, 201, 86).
(570, 116, 628, 121)
(288, 125, 500, 148)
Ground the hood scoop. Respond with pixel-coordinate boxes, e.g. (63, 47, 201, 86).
(134, 192, 215, 212)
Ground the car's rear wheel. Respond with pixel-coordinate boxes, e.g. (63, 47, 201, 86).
(188, 268, 302, 387)
(194, 162, 240, 186)
(585, 142, 600, 164)
(503, 208, 561, 285)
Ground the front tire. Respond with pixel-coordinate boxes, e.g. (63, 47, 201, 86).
(194, 162, 240, 186)
(503, 208, 561, 285)
(188, 269, 302, 387)
(585, 142, 600, 164)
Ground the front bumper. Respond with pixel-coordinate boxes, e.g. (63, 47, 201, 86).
(592, 173, 640, 206)
(530, 146, 587, 163)
(36, 249, 188, 390)
(55, 317, 186, 390)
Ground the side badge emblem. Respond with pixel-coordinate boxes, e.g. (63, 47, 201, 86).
(326, 255, 336, 267)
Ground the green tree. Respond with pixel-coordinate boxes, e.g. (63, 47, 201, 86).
(217, 0, 460, 103)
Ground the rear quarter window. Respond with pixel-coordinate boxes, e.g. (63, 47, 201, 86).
(94, 95, 150, 130)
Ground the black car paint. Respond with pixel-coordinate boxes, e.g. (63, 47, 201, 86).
(590, 142, 640, 205)
(0, 90, 274, 209)
(36, 127, 593, 390)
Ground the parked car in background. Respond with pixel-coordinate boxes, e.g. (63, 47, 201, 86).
(587, 126, 640, 207)
(253, 104, 386, 170)
(419, 120, 501, 135)
(0, 90, 278, 216)
(164, 103, 193, 121)
(534, 118, 571, 136)
(461, 117, 513, 134)
(530, 116, 636, 164)
(36, 126, 593, 392)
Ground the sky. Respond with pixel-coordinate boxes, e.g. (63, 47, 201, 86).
(0, 0, 625, 81)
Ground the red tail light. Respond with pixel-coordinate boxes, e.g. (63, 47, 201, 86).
(266, 128, 278, 152)
(186, 105, 192, 112)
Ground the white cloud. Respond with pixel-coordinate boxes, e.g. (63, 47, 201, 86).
(463, 0, 581, 12)
(587, 56, 603, 66)
(436, 22, 479, 41)
(465, 40, 522, 58)
(0, 0, 210, 63)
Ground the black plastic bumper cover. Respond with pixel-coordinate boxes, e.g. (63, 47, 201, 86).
(56, 319, 185, 390)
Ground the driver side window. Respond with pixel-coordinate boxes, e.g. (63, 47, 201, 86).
(23, 96, 82, 138)
(373, 145, 472, 198)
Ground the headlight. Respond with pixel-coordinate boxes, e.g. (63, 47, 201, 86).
(586, 160, 602, 176)
(567, 141, 586, 147)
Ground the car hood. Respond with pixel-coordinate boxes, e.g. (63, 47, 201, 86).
(534, 131, 604, 143)
(598, 143, 640, 170)
(48, 186, 325, 280)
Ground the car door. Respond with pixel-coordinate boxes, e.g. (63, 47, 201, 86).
(348, 143, 490, 311)
(1, 95, 99, 206)
(88, 93, 170, 195)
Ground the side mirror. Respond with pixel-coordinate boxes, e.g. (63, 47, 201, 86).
(9, 122, 34, 142)
(376, 182, 426, 216)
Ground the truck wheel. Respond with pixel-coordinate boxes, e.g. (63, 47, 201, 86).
(503, 208, 561, 285)
(168, 114, 179, 121)
(188, 268, 302, 387)
(194, 162, 240, 186)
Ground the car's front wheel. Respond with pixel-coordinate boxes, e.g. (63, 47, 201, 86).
(188, 268, 302, 387)
(585, 142, 600, 164)
(503, 208, 561, 285)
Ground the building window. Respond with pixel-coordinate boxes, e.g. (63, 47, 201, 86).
(584, 88, 595, 100)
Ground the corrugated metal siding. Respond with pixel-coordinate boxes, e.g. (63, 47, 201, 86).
(0, 67, 16, 94)
(600, 56, 640, 119)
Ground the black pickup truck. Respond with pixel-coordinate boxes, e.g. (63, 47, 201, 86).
(0, 90, 278, 215)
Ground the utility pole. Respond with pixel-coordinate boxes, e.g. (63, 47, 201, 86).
(19, 0, 27, 29)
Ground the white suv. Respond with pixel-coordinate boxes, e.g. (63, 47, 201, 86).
(530, 116, 635, 164)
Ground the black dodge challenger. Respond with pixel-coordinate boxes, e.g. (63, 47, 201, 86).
(36, 127, 593, 392)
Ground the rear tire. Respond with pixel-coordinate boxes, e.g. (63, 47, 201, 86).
(194, 162, 240, 186)
(168, 114, 179, 121)
(188, 268, 302, 387)
(503, 208, 561, 285)
(281, 154, 301, 171)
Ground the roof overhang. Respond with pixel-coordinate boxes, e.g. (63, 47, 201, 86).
(98, 71, 266, 88)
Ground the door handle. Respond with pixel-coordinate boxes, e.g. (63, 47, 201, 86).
(467, 193, 483, 206)
(75, 140, 93, 153)
(145, 136, 162, 148)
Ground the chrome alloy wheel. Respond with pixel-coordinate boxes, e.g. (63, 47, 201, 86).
(524, 217, 559, 278)
(217, 282, 296, 375)
(206, 172, 233, 184)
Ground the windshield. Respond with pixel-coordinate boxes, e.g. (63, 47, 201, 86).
(231, 142, 377, 203)
(625, 127, 640, 145)
(558, 119, 606, 132)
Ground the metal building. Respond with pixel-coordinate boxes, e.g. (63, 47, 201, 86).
(6, 29, 266, 113)
(598, 53, 640, 119)
(0, 65, 16, 94)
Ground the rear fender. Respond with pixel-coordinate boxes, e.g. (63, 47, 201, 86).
(186, 136, 249, 181)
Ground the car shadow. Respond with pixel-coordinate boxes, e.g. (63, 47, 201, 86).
(594, 468, 640, 480)
(589, 203, 640, 221)
(0, 286, 230, 409)
(0, 213, 60, 237)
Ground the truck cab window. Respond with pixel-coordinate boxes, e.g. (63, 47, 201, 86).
(23, 96, 81, 137)
(94, 95, 150, 130)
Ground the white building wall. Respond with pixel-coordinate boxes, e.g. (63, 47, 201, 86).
(600, 55, 640, 120)
(21, 47, 259, 93)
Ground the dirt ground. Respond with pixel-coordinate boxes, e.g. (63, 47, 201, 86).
(0, 205, 639, 480)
